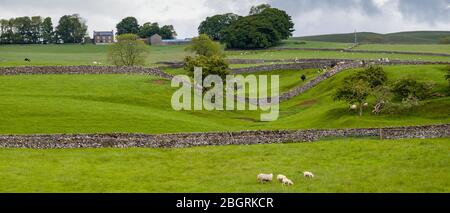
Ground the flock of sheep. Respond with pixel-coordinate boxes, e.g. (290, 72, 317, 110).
(257, 171, 314, 186)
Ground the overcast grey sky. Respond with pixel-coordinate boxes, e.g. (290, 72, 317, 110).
(0, 0, 449, 38)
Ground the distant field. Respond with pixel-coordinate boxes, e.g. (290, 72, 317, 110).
(0, 44, 190, 67)
(297, 31, 450, 44)
(227, 49, 450, 62)
(0, 65, 448, 134)
(1, 43, 450, 68)
(355, 44, 450, 54)
(0, 137, 448, 192)
(277, 39, 352, 49)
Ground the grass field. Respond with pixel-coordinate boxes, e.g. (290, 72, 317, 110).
(355, 44, 450, 54)
(0, 44, 191, 67)
(0, 65, 448, 134)
(277, 39, 352, 49)
(1, 43, 449, 68)
(0, 137, 448, 192)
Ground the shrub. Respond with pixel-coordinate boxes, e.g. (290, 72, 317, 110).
(185, 34, 224, 57)
(439, 36, 450, 44)
(391, 78, 433, 100)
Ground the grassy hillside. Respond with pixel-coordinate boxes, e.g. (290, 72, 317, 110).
(297, 31, 450, 44)
(0, 65, 448, 134)
(0, 137, 448, 192)
(355, 44, 450, 54)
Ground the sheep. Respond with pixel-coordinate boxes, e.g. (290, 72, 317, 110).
(257, 173, 273, 183)
(93, 61, 98, 65)
(281, 178, 294, 186)
(277, 174, 287, 183)
(363, 103, 369, 108)
(303, 171, 314, 178)
(24, 58, 31, 62)
(349, 104, 358, 110)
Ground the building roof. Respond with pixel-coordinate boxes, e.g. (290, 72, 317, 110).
(94, 31, 114, 36)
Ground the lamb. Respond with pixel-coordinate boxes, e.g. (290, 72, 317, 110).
(303, 171, 314, 178)
(257, 173, 273, 183)
(281, 178, 294, 186)
(277, 174, 287, 183)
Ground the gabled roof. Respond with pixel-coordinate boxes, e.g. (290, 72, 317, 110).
(94, 31, 114, 36)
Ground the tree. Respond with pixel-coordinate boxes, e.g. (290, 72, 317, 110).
(249, 4, 271, 15)
(183, 55, 229, 80)
(13, 16, 32, 43)
(107, 34, 149, 66)
(185, 34, 224, 57)
(41, 17, 54, 44)
(198, 13, 239, 40)
(350, 65, 387, 88)
(334, 79, 371, 116)
(220, 4, 294, 49)
(116, 17, 140, 35)
(138, 22, 159, 38)
(56, 14, 87, 43)
(391, 78, 433, 101)
(159, 25, 177, 39)
(30, 16, 43, 44)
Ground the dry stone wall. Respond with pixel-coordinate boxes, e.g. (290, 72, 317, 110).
(0, 124, 448, 149)
(0, 66, 174, 79)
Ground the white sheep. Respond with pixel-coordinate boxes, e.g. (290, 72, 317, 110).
(350, 104, 358, 110)
(281, 178, 294, 186)
(277, 174, 287, 183)
(303, 171, 314, 178)
(363, 103, 369, 108)
(257, 173, 273, 183)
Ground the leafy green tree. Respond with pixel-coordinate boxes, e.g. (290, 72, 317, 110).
(159, 25, 177, 39)
(249, 4, 271, 15)
(185, 34, 224, 57)
(350, 65, 387, 88)
(220, 4, 294, 49)
(30, 16, 43, 44)
(13, 16, 32, 43)
(198, 13, 239, 40)
(334, 79, 371, 116)
(138, 22, 159, 38)
(41, 17, 54, 44)
(56, 14, 87, 43)
(107, 34, 149, 66)
(116, 17, 140, 35)
(183, 55, 229, 80)
(391, 78, 433, 100)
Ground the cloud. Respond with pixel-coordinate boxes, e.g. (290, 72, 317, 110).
(0, 0, 448, 38)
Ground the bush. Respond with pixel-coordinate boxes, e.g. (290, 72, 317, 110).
(391, 78, 433, 100)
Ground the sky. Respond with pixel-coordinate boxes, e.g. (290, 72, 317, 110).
(0, 0, 449, 38)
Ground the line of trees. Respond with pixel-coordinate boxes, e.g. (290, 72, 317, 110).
(116, 17, 177, 39)
(198, 4, 294, 49)
(0, 14, 88, 44)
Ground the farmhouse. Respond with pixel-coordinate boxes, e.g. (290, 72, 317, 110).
(93, 31, 114, 44)
(150, 34, 191, 46)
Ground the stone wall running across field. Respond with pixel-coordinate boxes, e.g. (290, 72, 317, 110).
(0, 66, 174, 79)
(270, 47, 450, 57)
(0, 124, 448, 149)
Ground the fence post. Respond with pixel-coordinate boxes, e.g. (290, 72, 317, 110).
(379, 128, 383, 140)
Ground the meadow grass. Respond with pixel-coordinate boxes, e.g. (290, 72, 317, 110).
(277, 39, 353, 49)
(1, 44, 449, 68)
(0, 137, 448, 192)
(0, 65, 448, 134)
(355, 44, 450, 54)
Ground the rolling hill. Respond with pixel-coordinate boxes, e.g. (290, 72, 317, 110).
(296, 31, 450, 44)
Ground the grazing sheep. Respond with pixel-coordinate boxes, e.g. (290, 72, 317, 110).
(363, 103, 369, 108)
(281, 178, 294, 186)
(277, 174, 287, 183)
(257, 173, 273, 183)
(349, 104, 358, 110)
(303, 171, 314, 178)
